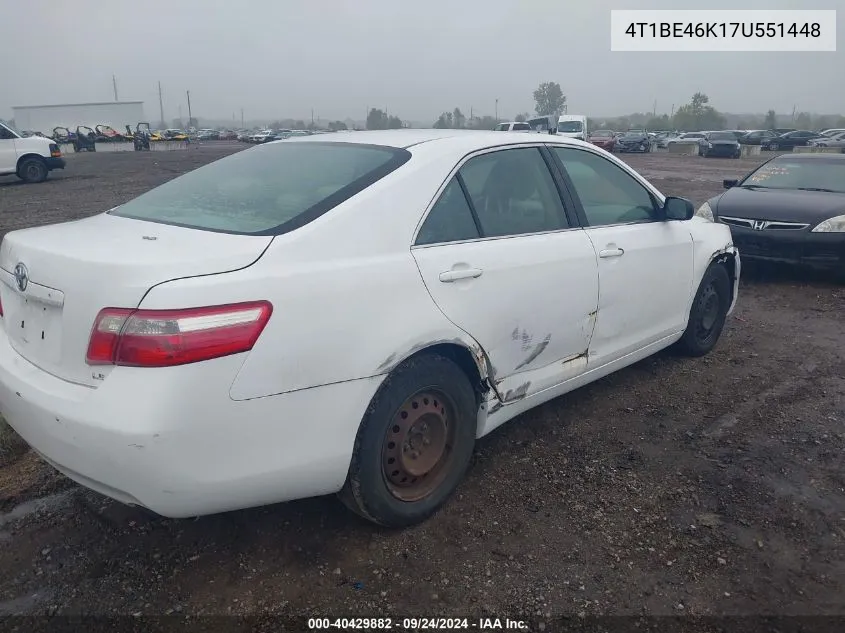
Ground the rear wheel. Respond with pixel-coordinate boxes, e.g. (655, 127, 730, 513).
(339, 354, 477, 527)
(677, 264, 731, 357)
(18, 157, 48, 183)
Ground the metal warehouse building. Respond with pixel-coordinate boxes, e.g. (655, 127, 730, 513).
(11, 101, 146, 134)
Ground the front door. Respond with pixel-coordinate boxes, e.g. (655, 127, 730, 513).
(549, 145, 694, 366)
(412, 146, 599, 401)
(0, 125, 18, 175)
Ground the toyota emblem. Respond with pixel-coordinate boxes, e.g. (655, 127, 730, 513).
(13, 262, 28, 292)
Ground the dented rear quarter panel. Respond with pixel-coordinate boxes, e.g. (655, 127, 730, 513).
(137, 145, 491, 401)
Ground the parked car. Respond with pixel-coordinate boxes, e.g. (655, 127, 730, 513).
(0, 120, 65, 183)
(703, 153, 845, 272)
(250, 129, 275, 143)
(698, 131, 742, 158)
(493, 122, 532, 132)
(0, 130, 738, 527)
(816, 129, 845, 139)
(761, 130, 818, 151)
(196, 129, 220, 141)
(614, 129, 653, 152)
(587, 129, 616, 151)
(808, 131, 845, 149)
(667, 132, 706, 147)
(739, 130, 778, 145)
(163, 129, 189, 141)
(652, 132, 678, 148)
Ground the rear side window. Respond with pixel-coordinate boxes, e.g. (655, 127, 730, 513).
(415, 179, 480, 245)
(512, 123, 531, 131)
(110, 142, 410, 235)
(460, 147, 569, 237)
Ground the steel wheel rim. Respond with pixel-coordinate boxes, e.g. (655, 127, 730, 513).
(382, 389, 457, 502)
(26, 163, 42, 179)
(695, 283, 721, 341)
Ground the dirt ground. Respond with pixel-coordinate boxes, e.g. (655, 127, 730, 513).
(0, 143, 843, 619)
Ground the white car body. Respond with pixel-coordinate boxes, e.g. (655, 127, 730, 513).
(556, 115, 588, 140)
(251, 130, 274, 143)
(0, 130, 739, 521)
(808, 131, 845, 147)
(493, 122, 532, 132)
(0, 121, 65, 182)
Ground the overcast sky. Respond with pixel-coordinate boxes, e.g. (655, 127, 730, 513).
(2, 0, 842, 123)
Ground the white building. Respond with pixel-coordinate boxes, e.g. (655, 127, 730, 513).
(11, 101, 145, 134)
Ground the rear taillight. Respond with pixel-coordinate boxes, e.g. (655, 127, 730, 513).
(86, 301, 272, 367)
(49, 143, 62, 157)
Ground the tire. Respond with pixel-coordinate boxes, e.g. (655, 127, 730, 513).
(677, 264, 732, 357)
(17, 157, 48, 183)
(339, 354, 478, 527)
(769, 143, 778, 151)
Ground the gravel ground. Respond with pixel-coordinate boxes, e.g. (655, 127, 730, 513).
(0, 142, 843, 619)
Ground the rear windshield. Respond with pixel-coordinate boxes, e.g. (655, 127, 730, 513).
(110, 142, 410, 235)
(708, 132, 736, 141)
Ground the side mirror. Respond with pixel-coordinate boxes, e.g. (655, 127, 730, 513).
(723, 179, 738, 189)
(663, 196, 694, 221)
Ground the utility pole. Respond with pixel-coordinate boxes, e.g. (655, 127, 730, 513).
(311, 108, 314, 126)
(240, 108, 244, 128)
(186, 90, 192, 128)
(495, 98, 498, 122)
(112, 75, 118, 101)
(158, 81, 165, 128)
(653, 100, 657, 117)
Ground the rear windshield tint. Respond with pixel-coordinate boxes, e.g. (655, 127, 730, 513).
(109, 142, 410, 235)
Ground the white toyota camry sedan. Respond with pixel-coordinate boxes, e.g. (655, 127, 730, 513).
(0, 130, 739, 527)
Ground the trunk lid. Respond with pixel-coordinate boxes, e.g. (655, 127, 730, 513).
(0, 213, 272, 387)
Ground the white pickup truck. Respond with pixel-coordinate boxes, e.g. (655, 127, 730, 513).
(0, 121, 65, 183)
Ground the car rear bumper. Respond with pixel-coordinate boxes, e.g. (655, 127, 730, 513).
(0, 328, 382, 517)
(728, 226, 845, 269)
(45, 157, 65, 170)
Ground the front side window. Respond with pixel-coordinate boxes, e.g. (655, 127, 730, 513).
(110, 142, 409, 234)
(0, 123, 19, 140)
(458, 147, 569, 237)
(553, 147, 658, 227)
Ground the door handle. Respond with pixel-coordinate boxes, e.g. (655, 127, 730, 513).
(439, 268, 483, 282)
(598, 247, 624, 258)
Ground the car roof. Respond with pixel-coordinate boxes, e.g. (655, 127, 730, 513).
(276, 128, 600, 155)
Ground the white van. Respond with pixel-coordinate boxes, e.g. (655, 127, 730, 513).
(0, 121, 65, 183)
(556, 115, 588, 140)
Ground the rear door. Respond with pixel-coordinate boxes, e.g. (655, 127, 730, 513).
(548, 145, 694, 366)
(412, 146, 599, 401)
